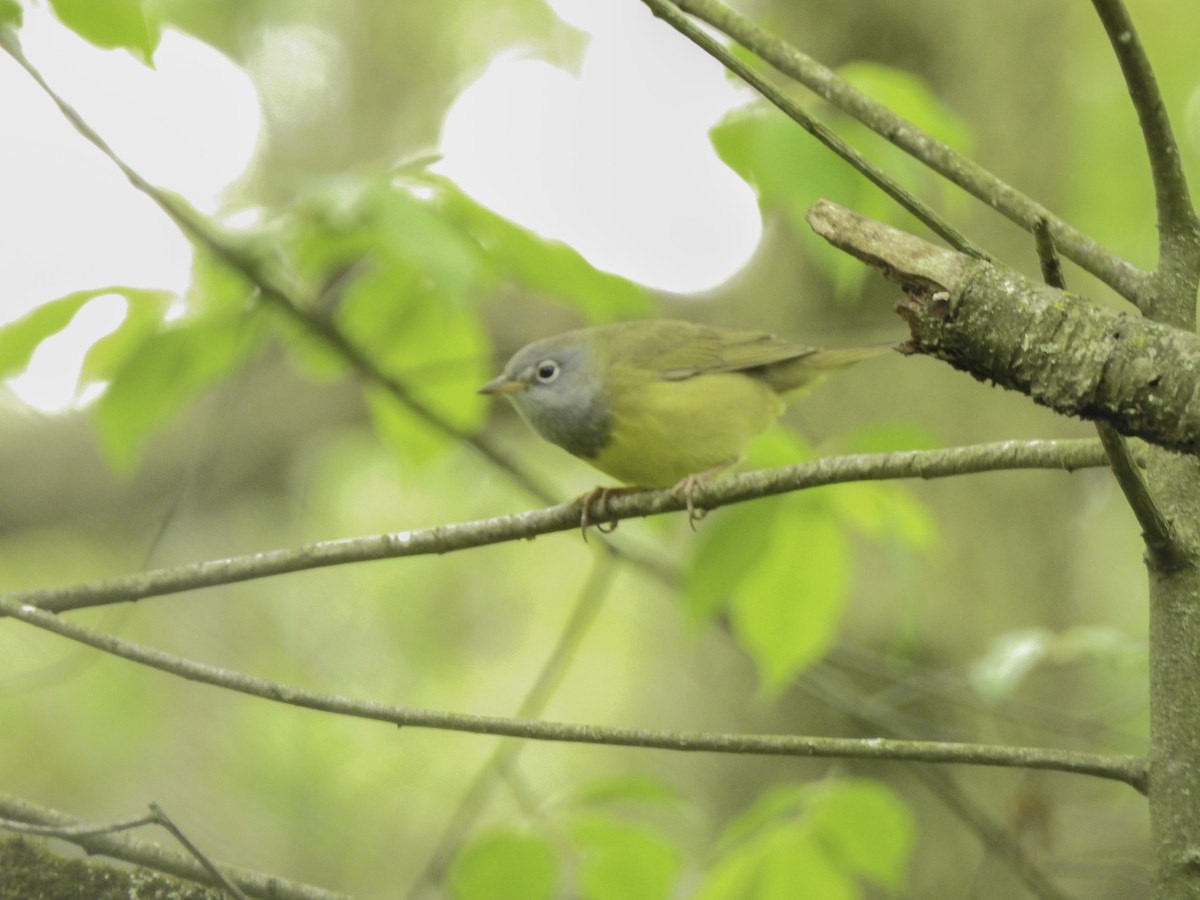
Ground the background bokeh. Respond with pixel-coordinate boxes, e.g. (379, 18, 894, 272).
(3, 0, 1196, 896)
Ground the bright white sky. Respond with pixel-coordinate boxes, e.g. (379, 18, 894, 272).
(0, 0, 760, 412)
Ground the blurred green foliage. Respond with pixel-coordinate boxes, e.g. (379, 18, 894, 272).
(0, 0, 1177, 895)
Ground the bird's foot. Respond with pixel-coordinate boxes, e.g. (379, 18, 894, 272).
(673, 464, 732, 530)
(578, 486, 644, 540)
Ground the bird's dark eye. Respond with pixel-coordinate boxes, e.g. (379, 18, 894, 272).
(535, 360, 560, 383)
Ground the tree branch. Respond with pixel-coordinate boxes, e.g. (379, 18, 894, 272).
(641, 0, 987, 258)
(668, 0, 1153, 306)
(0, 796, 346, 900)
(0, 34, 558, 506)
(1089, 0, 1200, 316)
(1034, 218, 1180, 567)
(0, 594, 1149, 791)
(811, 200, 1200, 462)
(5, 439, 1113, 617)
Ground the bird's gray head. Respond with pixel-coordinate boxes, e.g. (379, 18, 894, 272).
(478, 333, 612, 460)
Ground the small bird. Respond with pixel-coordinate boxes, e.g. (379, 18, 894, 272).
(479, 319, 890, 526)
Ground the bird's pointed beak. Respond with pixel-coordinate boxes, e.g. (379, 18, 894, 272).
(477, 375, 527, 396)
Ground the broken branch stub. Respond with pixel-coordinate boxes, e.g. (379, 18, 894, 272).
(807, 199, 1200, 455)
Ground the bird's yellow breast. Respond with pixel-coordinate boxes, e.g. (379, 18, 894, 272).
(589, 368, 784, 487)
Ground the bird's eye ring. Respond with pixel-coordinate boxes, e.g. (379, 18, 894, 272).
(535, 360, 560, 383)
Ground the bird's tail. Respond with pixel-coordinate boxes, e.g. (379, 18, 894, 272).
(764, 342, 895, 396)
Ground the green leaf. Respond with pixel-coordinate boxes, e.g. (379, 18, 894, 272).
(715, 783, 808, 852)
(805, 780, 915, 889)
(828, 481, 937, 552)
(569, 815, 681, 900)
(47, 0, 158, 61)
(697, 820, 856, 900)
(340, 273, 490, 468)
(428, 176, 651, 320)
(91, 308, 260, 471)
(562, 774, 686, 810)
(835, 421, 942, 454)
(703, 781, 913, 899)
(684, 499, 780, 622)
(727, 502, 849, 689)
(79, 289, 174, 384)
(0, 289, 111, 379)
(839, 62, 973, 154)
(712, 63, 972, 300)
(448, 830, 557, 900)
(0, 0, 22, 29)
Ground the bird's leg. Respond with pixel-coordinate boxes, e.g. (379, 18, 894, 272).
(578, 485, 646, 540)
(674, 463, 733, 529)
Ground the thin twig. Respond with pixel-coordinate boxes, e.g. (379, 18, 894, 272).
(5, 439, 1117, 617)
(0, 812, 156, 838)
(1033, 218, 1179, 567)
(0, 593, 1149, 791)
(149, 804, 248, 900)
(641, 0, 989, 259)
(668, 0, 1152, 306)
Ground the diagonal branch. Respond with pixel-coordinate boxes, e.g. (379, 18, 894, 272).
(0, 34, 557, 506)
(668, 0, 1153, 306)
(0, 593, 1149, 791)
(641, 0, 987, 258)
(6, 439, 1114, 617)
(1088, 0, 1200, 330)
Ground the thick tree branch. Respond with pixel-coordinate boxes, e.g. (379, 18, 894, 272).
(5, 439, 1113, 617)
(1034, 218, 1178, 566)
(667, 0, 1153, 306)
(810, 200, 1200, 467)
(0, 594, 1149, 791)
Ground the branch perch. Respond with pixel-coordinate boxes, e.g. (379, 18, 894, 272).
(6, 439, 1115, 617)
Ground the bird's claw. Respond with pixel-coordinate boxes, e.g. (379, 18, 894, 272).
(579, 487, 623, 540)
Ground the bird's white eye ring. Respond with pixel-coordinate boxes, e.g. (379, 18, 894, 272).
(535, 360, 560, 383)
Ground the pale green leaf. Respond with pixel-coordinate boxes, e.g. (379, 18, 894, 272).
(0, 289, 112, 379)
(684, 500, 780, 622)
(715, 783, 808, 852)
(47, 0, 158, 61)
(428, 176, 651, 320)
(728, 504, 849, 688)
(806, 780, 915, 889)
(570, 815, 681, 900)
(448, 830, 557, 900)
(828, 481, 937, 552)
(79, 289, 174, 383)
(697, 820, 857, 900)
(562, 775, 686, 810)
(0, 0, 22, 29)
(91, 309, 259, 471)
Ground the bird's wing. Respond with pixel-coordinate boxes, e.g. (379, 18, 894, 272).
(624, 323, 816, 380)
